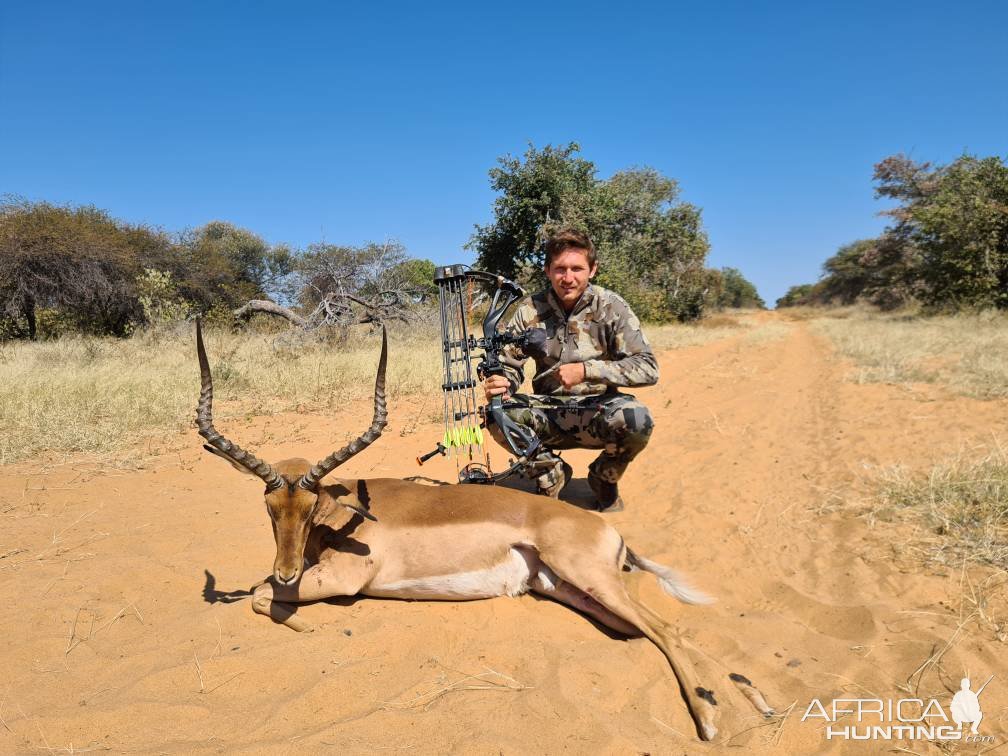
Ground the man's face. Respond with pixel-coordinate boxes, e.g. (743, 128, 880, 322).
(546, 248, 597, 311)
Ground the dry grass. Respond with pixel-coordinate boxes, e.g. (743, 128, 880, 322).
(0, 322, 442, 464)
(647, 311, 755, 350)
(810, 308, 1008, 398)
(777, 305, 862, 322)
(874, 448, 1008, 570)
(0, 309, 767, 464)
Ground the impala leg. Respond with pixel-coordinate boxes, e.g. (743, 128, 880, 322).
(591, 583, 718, 740)
(541, 549, 719, 741)
(252, 581, 315, 632)
(529, 568, 641, 637)
(252, 558, 369, 633)
(630, 598, 722, 739)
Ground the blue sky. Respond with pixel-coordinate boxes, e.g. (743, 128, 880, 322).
(1, 1, 1005, 306)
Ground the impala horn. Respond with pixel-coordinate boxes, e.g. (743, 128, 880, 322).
(195, 319, 284, 492)
(298, 325, 388, 496)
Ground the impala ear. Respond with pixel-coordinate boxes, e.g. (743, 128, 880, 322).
(322, 481, 378, 522)
(203, 444, 261, 476)
(341, 502, 378, 522)
(329, 482, 378, 522)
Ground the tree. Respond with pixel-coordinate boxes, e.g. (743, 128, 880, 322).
(713, 267, 765, 309)
(175, 221, 293, 310)
(775, 284, 815, 308)
(792, 153, 1007, 313)
(470, 143, 597, 281)
(469, 143, 712, 321)
(873, 153, 1008, 310)
(391, 257, 438, 301)
(592, 168, 712, 321)
(0, 201, 305, 338)
(909, 156, 1007, 309)
(234, 245, 436, 335)
(850, 235, 921, 310)
(810, 240, 875, 305)
(0, 198, 159, 338)
(234, 241, 432, 333)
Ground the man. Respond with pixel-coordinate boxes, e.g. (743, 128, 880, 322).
(951, 677, 989, 735)
(483, 229, 658, 512)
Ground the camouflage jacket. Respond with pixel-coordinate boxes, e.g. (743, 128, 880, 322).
(500, 284, 659, 397)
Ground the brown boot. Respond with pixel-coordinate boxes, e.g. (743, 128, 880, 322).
(538, 460, 573, 498)
(588, 472, 625, 512)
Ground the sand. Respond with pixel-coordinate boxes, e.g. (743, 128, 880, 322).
(1, 313, 1005, 754)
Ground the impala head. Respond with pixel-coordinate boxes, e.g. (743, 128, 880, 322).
(194, 320, 387, 585)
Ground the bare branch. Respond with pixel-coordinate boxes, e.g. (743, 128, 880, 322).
(233, 300, 309, 328)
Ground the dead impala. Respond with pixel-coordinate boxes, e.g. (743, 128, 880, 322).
(194, 322, 773, 741)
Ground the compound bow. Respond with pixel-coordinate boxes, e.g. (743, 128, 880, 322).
(417, 265, 545, 484)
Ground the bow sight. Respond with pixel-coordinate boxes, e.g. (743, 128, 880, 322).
(417, 265, 544, 484)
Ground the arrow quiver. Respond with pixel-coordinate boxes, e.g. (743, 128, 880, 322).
(417, 265, 542, 484)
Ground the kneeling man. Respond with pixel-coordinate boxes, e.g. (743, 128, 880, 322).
(483, 229, 658, 512)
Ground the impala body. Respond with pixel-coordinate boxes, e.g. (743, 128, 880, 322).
(194, 322, 772, 741)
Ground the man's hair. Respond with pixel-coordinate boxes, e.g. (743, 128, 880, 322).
(544, 228, 596, 269)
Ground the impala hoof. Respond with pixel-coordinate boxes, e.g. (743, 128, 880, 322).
(284, 615, 315, 633)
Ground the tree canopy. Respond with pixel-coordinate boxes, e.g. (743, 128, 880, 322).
(781, 153, 1008, 311)
(468, 142, 725, 321)
(0, 201, 293, 338)
(175, 221, 293, 310)
(711, 267, 766, 309)
(0, 199, 165, 338)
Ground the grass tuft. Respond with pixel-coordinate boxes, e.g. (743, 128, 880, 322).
(811, 308, 1008, 398)
(876, 449, 1008, 570)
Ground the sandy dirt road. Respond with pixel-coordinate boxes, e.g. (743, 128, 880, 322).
(1, 313, 1005, 754)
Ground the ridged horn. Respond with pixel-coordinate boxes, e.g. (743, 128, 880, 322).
(195, 319, 284, 492)
(299, 325, 388, 492)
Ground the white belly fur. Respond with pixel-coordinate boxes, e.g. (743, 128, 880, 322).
(365, 547, 532, 600)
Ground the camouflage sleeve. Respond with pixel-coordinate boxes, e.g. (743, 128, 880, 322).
(498, 302, 530, 394)
(582, 296, 658, 388)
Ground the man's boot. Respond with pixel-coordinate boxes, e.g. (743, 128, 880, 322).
(588, 474, 624, 512)
(537, 459, 573, 498)
(588, 459, 624, 512)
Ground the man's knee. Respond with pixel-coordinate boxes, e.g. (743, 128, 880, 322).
(487, 399, 537, 444)
(593, 398, 654, 448)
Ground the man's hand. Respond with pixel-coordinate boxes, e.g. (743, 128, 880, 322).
(557, 362, 586, 390)
(484, 375, 511, 402)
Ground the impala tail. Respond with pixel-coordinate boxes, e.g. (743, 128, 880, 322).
(625, 547, 715, 605)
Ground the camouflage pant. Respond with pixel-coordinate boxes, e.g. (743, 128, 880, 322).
(487, 393, 655, 492)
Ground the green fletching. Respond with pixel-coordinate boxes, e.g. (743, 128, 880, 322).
(442, 421, 484, 450)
